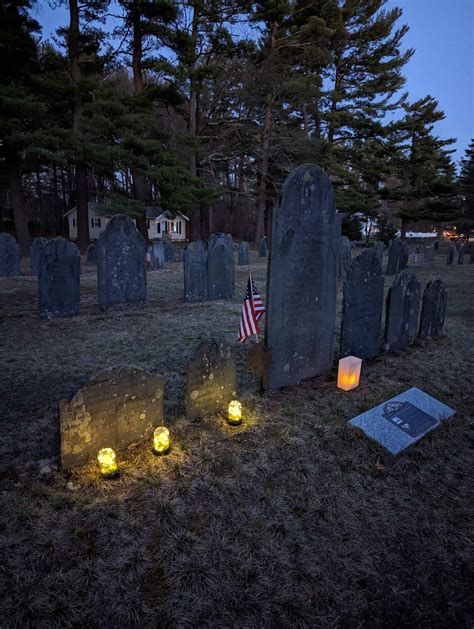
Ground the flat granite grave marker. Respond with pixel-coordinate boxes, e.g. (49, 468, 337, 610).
(97, 214, 146, 310)
(184, 240, 208, 303)
(447, 246, 455, 265)
(419, 279, 447, 339)
(339, 236, 351, 280)
(258, 237, 267, 257)
(373, 242, 384, 269)
(340, 250, 384, 359)
(264, 164, 338, 389)
(30, 237, 48, 275)
(384, 269, 421, 352)
(238, 241, 250, 266)
(85, 243, 97, 266)
(38, 237, 80, 319)
(207, 233, 235, 300)
(151, 241, 164, 270)
(0, 233, 20, 277)
(60, 366, 164, 469)
(386, 239, 408, 276)
(186, 339, 237, 420)
(348, 387, 455, 455)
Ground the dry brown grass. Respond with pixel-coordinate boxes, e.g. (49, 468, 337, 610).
(0, 246, 473, 627)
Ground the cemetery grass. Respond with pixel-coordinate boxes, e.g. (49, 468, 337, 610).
(0, 248, 473, 628)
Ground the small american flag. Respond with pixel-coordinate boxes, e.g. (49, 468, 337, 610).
(238, 274, 266, 342)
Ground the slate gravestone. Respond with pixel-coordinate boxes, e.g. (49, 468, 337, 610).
(384, 269, 421, 352)
(0, 233, 20, 277)
(264, 164, 338, 389)
(340, 250, 384, 359)
(186, 339, 237, 420)
(163, 238, 176, 262)
(184, 240, 208, 303)
(386, 239, 408, 276)
(237, 241, 250, 266)
(96, 214, 146, 310)
(348, 387, 455, 455)
(151, 241, 164, 269)
(59, 367, 164, 470)
(333, 214, 342, 279)
(207, 233, 235, 300)
(447, 246, 455, 265)
(423, 244, 435, 267)
(434, 240, 439, 250)
(85, 243, 97, 266)
(419, 279, 447, 339)
(30, 237, 48, 275)
(38, 237, 80, 319)
(258, 237, 267, 257)
(339, 236, 351, 280)
(373, 242, 384, 269)
(457, 245, 464, 265)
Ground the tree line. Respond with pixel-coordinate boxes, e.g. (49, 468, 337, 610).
(1, 0, 473, 255)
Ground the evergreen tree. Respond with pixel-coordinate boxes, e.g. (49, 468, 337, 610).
(457, 139, 474, 239)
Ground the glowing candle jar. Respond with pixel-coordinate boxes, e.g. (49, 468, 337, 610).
(337, 356, 362, 391)
(153, 426, 170, 455)
(97, 447, 119, 479)
(228, 400, 242, 425)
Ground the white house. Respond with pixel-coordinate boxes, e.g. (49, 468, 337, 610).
(64, 204, 189, 242)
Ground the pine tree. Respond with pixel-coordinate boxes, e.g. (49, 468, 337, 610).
(457, 139, 474, 239)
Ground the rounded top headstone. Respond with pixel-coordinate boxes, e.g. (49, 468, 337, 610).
(280, 164, 335, 219)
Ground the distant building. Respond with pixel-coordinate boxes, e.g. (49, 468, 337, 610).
(64, 204, 189, 242)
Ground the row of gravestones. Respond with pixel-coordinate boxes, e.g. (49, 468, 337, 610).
(340, 249, 447, 360)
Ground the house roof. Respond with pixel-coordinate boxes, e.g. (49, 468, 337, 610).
(156, 211, 190, 221)
(64, 203, 165, 219)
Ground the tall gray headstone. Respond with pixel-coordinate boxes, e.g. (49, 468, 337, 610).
(151, 241, 164, 270)
(333, 214, 342, 279)
(85, 243, 97, 266)
(207, 233, 235, 300)
(264, 164, 338, 389)
(339, 236, 351, 280)
(60, 367, 164, 470)
(184, 240, 208, 303)
(30, 237, 48, 275)
(163, 238, 176, 262)
(373, 242, 384, 269)
(419, 279, 447, 339)
(38, 237, 80, 319)
(384, 270, 421, 352)
(237, 241, 250, 266)
(97, 214, 146, 310)
(447, 246, 455, 265)
(386, 239, 408, 276)
(0, 233, 20, 277)
(186, 339, 237, 420)
(340, 250, 384, 359)
(457, 245, 464, 265)
(423, 244, 435, 267)
(258, 237, 267, 257)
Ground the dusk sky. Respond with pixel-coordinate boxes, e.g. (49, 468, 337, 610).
(35, 0, 473, 164)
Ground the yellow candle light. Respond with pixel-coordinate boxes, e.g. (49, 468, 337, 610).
(337, 356, 362, 391)
(153, 426, 170, 455)
(97, 447, 119, 479)
(228, 400, 242, 425)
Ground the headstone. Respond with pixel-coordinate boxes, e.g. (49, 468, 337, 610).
(447, 246, 455, 265)
(207, 233, 235, 300)
(184, 240, 208, 303)
(433, 240, 439, 250)
(85, 243, 97, 266)
(96, 214, 146, 310)
(457, 245, 464, 265)
(59, 367, 164, 470)
(30, 237, 48, 275)
(340, 250, 384, 359)
(384, 269, 421, 352)
(470, 247, 474, 264)
(163, 238, 176, 262)
(339, 236, 351, 280)
(258, 237, 267, 257)
(423, 244, 435, 267)
(0, 233, 20, 277)
(151, 241, 164, 270)
(373, 242, 384, 269)
(348, 387, 455, 455)
(264, 164, 338, 389)
(386, 239, 408, 276)
(237, 241, 250, 266)
(38, 237, 80, 319)
(186, 339, 237, 420)
(419, 279, 447, 339)
(333, 214, 342, 279)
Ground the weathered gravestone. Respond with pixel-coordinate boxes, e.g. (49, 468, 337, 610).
(59, 367, 164, 470)
(423, 244, 435, 267)
(333, 214, 342, 279)
(207, 233, 235, 300)
(184, 240, 208, 303)
(264, 164, 338, 389)
(186, 338, 237, 420)
(434, 240, 439, 250)
(258, 237, 267, 257)
(386, 239, 408, 276)
(38, 237, 80, 319)
(151, 241, 164, 270)
(0, 233, 20, 277)
(373, 242, 384, 269)
(340, 250, 384, 359)
(339, 236, 351, 280)
(457, 244, 464, 265)
(85, 243, 97, 266)
(447, 245, 455, 265)
(96, 214, 146, 310)
(419, 279, 447, 339)
(384, 269, 420, 352)
(163, 237, 176, 262)
(238, 241, 250, 266)
(348, 387, 455, 455)
(30, 237, 48, 275)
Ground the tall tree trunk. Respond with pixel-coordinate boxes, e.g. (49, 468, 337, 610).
(8, 159, 30, 255)
(187, 2, 202, 241)
(69, 0, 89, 253)
(401, 218, 408, 240)
(328, 53, 343, 144)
